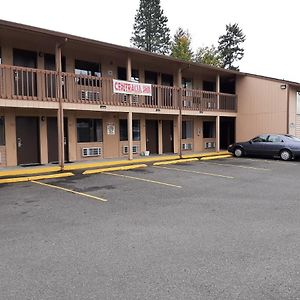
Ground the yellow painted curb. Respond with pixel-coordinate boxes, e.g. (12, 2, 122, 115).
(153, 158, 198, 166)
(0, 166, 61, 178)
(200, 155, 232, 161)
(0, 172, 74, 184)
(182, 151, 230, 159)
(83, 164, 147, 175)
(65, 156, 180, 171)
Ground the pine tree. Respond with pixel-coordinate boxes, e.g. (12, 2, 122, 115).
(131, 0, 171, 55)
(170, 28, 193, 61)
(218, 23, 246, 70)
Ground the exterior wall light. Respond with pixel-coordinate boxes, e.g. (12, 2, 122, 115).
(280, 84, 287, 90)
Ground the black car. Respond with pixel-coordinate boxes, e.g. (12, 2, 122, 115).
(228, 134, 300, 161)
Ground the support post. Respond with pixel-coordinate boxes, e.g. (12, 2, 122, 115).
(127, 111, 133, 160)
(216, 115, 220, 152)
(127, 56, 133, 160)
(56, 44, 64, 171)
(177, 68, 183, 158)
(216, 74, 220, 110)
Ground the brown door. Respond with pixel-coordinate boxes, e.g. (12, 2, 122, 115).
(16, 117, 40, 165)
(162, 120, 173, 153)
(47, 117, 69, 163)
(13, 49, 37, 97)
(146, 120, 158, 154)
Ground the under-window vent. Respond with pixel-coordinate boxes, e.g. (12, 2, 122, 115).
(82, 147, 102, 157)
(122, 145, 139, 155)
(182, 143, 192, 150)
(80, 90, 100, 101)
(204, 142, 216, 149)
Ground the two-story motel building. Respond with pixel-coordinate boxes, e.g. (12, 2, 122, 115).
(0, 20, 299, 168)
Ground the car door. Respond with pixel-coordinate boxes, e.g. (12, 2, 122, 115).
(245, 135, 268, 156)
(265, 135, 284, 156)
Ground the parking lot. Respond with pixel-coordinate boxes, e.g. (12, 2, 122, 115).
(1, 157, 300, 299)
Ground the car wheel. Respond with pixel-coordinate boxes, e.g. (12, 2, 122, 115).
(280, 149, 292, 161)
(234, 147, 244, 157)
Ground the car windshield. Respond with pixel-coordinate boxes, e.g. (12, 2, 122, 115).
(284, 135, 300, 142)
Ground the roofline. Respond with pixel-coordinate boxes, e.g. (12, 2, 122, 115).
(242, 72, 300, 87)
(0, 19, 299, 86)
(0, 19, 240, 75)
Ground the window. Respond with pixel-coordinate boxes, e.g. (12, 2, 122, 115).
(182, 120, 193, 139)
(0, 117, 4, 145)
(182, 78, 192, 89)
(117, 67, 139, 82)
(119, 119, 140, 141)
(252, 135, 268, 143)
(203, 121, 216, 138)
(267, 135, 283, 143)
(162, 74, 173, 86)
(75, 60, 101, 77)
(145, 71, 157, 84)
(203, 81, 216, 92)
(77, 119, 102, 143)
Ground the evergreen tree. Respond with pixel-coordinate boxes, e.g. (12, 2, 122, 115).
(131, 0, 171, 55)
(194, 45, 222, 67)
(218, 23, 246, 70)
(170, 27, 193, 61)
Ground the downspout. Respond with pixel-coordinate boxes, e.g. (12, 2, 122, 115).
(287, 84, 290, 134)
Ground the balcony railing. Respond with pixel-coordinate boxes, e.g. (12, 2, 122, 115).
(0, 65, 237, 112)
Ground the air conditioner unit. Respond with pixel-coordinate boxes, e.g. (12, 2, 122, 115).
(204, 142, 216, 149)
(132, 145, 139, 154)
(122, 145, 139, 154)
(80, 90, 100, 101)
(183, 100, 192, 107)
(82, 147, 102, 157)
(122, 145, 129, 155)
(182, 143, 192, 150)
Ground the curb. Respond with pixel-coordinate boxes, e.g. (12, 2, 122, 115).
(153, 158, 198, 166)
(0, 166, 61, 178)
(0, 172, 74, 184)
(200, 155, 232, 161)
(83, 164, 147, 175)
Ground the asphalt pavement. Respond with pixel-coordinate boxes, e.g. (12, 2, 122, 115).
(1, 157, 300, 299)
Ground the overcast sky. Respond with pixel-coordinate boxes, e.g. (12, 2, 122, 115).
(1, 0, 299, 82)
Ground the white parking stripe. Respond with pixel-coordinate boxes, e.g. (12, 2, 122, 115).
(199, 161, 270, 171)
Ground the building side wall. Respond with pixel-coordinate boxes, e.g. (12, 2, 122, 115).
(236, 76, 288, 141)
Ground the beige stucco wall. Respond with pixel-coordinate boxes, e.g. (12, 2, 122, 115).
(236, 76, 288, 141)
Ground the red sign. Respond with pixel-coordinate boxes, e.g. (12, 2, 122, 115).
(113, 80, 152, 96)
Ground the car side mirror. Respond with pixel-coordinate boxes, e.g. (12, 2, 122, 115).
(249, 140, 253, 144)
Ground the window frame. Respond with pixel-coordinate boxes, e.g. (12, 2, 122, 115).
(0, 116, 5, 146)
(182, 120, 193, 139)
(203, 121, 216, 138)
(76, 118, 103, 143)
(119, 119, 141, 141)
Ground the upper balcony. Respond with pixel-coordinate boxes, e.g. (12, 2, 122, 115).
(0, 64, 237, 113)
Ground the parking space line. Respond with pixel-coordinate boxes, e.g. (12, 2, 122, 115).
(153, 165, 234, 179)
(199, 161, 270, 171)
(241, 158, 299, 166)
(103, 172, 182, 188)
(31, 180, 107, 202)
